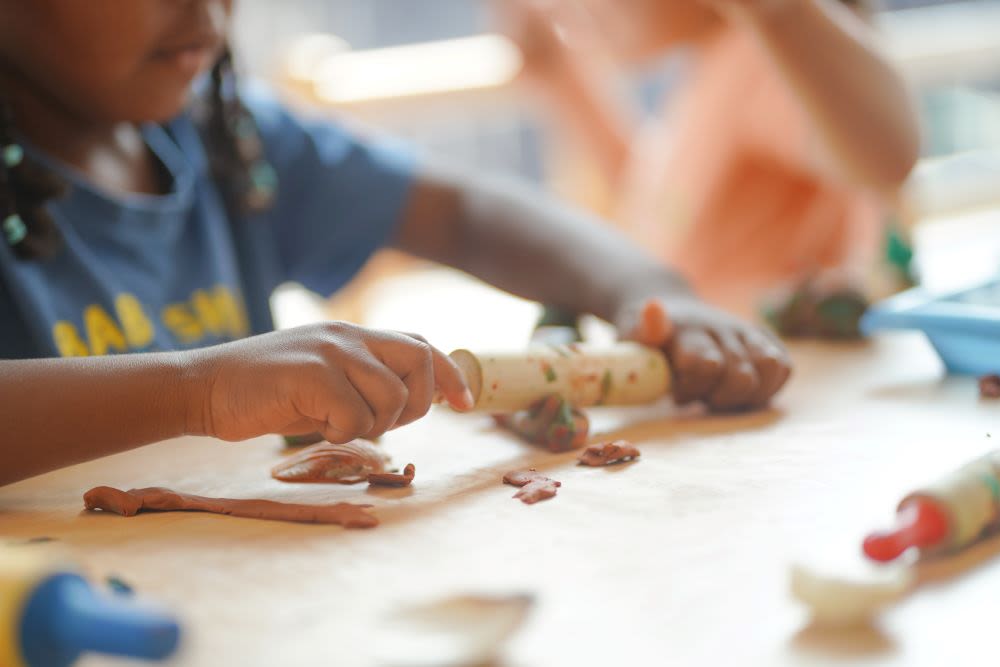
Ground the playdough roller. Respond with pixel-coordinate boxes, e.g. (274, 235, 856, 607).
(863, 450, 1000, 562)
(448, 342, 670, 412)
(0, 548, 179, 666)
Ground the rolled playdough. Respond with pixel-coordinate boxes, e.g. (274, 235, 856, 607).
(368, 463, 416, 487)
(450, 342, 670, 412)
(83, 486, 378, 528)
(493, 394, 589, 452)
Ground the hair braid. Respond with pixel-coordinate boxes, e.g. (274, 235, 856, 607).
(0, 99, 67, 259)
(196, 46, 277, 216)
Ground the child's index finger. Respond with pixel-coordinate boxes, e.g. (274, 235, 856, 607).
(431, 346, 474, 411)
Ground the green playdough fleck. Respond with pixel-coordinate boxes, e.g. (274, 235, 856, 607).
(554, 398, 575, 428)
(979, 473, 1000, 503)
(598, 370, 613, 405)
(106, 575, 134, 595)
(544, 365, 557, 383)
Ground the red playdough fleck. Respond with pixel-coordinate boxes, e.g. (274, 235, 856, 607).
(979, 374, 1000, 399)
(83, 486, 378, 528)
(577, 441, 641, 467)
(502, 469, 561, 504)
(271, 439, 389, 484)
(368, 463, 416, 487)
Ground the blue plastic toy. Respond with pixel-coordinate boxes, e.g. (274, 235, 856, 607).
(861, 279, 1000, 376)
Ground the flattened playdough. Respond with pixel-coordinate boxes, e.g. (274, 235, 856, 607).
(83, 486, 378, 528)
(502, 469, 561, 504)
(271, 439, 389, 484)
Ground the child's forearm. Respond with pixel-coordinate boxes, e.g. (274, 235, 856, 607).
(746, 0, 920, 188)
(396, 170, 688, 322)
(0, 354, 200, 485)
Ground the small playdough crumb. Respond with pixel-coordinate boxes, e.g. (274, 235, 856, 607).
(979, 374, 1000, 399)
(83, 486, 378, 528)
(577, 440, 641, 466)
(502, 469, 561, 504)
(368, 463, 416, 487)
(271, 439, 389, 484)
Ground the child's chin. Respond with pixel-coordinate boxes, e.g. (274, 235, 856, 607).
(125, 91, 198, 124)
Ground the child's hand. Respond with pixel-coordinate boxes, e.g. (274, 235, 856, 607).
(499, 0, 571, 80)
(616, 297, 791, 411)
(187, 323, 473, 443)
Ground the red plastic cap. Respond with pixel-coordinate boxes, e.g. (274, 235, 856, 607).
(863, 497, 950, 562)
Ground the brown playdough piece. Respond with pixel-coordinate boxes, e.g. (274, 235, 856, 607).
(502, 469, 561, 504)
(83, 486, 378, 528)
(271, 439, 389, 484)
(577, 440, 641, 466)
(979, 374, 1000, 399)
(493, 394, 590, 452)
(368, 463, 416, 487)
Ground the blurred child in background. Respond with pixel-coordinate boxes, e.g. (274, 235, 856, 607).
(507, 0, 921, 337)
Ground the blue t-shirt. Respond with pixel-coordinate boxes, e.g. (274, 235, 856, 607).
(0, 91, 413, 359)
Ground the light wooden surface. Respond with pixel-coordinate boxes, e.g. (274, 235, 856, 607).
(1, 331, 999, 666)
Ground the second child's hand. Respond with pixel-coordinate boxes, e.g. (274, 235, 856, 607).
(616, 296, 791, 411)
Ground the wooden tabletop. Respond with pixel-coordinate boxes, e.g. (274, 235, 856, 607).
(2, 331, 998, 666)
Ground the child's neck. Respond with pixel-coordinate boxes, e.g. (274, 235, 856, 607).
(3, 77, 168, 197)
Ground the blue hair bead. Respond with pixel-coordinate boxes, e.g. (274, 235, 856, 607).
(250, 161, 277, 193)
(235, 116, 256, 138)
(3, 213, 27, 245)
(3, 143, 24, 168)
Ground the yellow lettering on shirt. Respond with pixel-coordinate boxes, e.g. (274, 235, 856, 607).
(83, 304, 127, 356)
(211, 285, 250, 338)
(191, 289, 225, 336)
(115, 293, 155, 349)
(162, 304, 204, 344)
(192, 286, 249, 338)
(52, 321, 90, 357)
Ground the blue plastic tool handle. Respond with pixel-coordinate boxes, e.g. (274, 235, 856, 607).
(19, 572, 180, 667)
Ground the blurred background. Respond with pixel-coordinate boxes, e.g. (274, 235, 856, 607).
(229, 0, 1000, 349)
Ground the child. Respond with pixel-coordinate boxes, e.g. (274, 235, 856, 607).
(0, 1, 789, 486)
(507, 0, 920, 328)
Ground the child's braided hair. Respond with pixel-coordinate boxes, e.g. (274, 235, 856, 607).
(0, 46, 274, 261)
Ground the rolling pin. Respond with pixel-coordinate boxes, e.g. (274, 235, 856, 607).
(863, 450, 1000, 562)
(448, 342, 670, 412)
